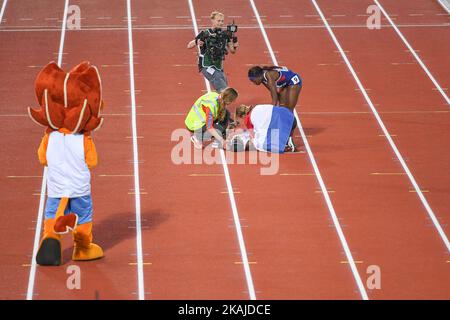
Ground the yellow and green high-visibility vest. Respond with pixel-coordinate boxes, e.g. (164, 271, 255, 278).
(185, 92, 220, 131)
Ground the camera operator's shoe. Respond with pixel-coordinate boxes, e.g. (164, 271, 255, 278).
(190, 135, 203, 149)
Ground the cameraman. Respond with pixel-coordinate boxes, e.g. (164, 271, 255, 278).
(187, 11, 238, 92)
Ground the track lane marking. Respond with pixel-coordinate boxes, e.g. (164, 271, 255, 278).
(188, 0, 256, 301)
(2, 109, 448, 117)
(315, 190, 335, 194)
(7, 175, 43, 178)
(98, 174, 134, 177)
(1, 23, 450, 32)
(129, 262, 152, 266)
(126, 0, 145, 300)
(251, 0, 369, 300)
(436, 0, 450, 14)
(370, 173, 406, 176)
(26, 0, 69, 301)
(312, 0, 450, 253)
(375, 0, 450, 105)
(0, 0, 8, 23)
(409, 189, 430, 193)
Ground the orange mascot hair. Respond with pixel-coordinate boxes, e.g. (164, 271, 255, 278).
(28, 61, 104, 133)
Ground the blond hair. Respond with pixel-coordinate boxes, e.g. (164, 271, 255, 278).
(235, 104, 251, 120)
(217, 87, 238, 121)
(210, 11, 224, 20)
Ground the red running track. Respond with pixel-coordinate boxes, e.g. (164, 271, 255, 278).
(249, 0, 450, 298)
(0, 0, 448, 299)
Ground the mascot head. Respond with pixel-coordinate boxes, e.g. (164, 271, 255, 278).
(28, 61, 105, 134)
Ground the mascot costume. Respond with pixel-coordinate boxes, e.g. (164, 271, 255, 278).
(28, 61, 105, 266)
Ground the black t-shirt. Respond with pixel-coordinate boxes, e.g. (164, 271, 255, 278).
(195, 28, 231, 71)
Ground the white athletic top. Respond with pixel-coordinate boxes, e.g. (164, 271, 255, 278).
(250, 104, 274, 152)
(46, 131, 91, 198)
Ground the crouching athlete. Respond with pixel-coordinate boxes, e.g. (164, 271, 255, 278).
(248, 65, 302, 111)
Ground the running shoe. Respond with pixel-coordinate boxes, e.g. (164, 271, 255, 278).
(286, 136, 297, 152)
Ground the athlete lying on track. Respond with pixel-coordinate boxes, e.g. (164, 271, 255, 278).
(228, 104, 297, 153)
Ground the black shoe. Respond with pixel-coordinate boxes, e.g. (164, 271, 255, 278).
(36, 238, 62, 266)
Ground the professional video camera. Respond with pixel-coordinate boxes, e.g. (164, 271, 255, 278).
(203, 21, 239, 64)
(225, 20, 238, 44)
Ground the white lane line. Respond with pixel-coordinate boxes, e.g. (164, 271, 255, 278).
(391, 62, 415, 65)
(311, 0, 450, 253)
(0, 0, 8, 23)
(375, 0, 450, 105)
(436, 0, 450, 14)
(126, 0, 146, 301)
(26, 0, 69, 301)
(1, 23, 450, 32)
(7, 175, 43, 178)
(187, 0, 256, 301)
(249, 0, 369, 300)
(2, 109, 448, 118)
(57, 3, 69, 67)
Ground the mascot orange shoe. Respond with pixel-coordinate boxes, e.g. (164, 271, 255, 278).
(29, 61, 105, 266)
